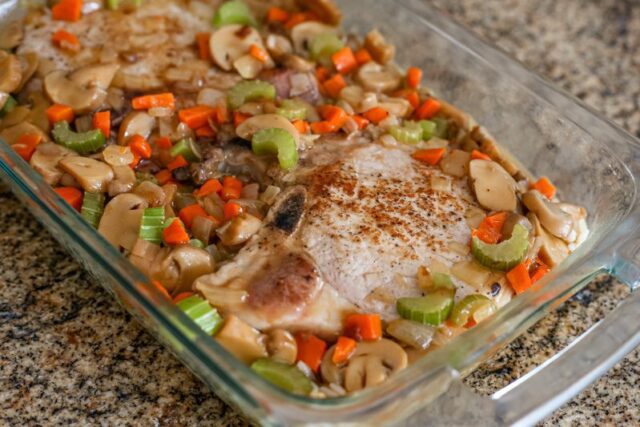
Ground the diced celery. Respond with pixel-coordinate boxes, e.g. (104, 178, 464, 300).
(252, 128, 298, 170)
(396, 289, 454, 326)
(251, 358, 313, 395)
(0, 95, 17, 117)
(449, 294, 497, 327)
(419, 120, 437, 140)
(227, 80, 276, 110)
(276, 99, 308, 121)
(389, 122, 423, 145)
(51, 121, 105, 155)
(177, 295, 224, 335)
(309, 33, 344, 61)
(139, 207, 165, 244)
(471, 224, 529, 271)
(170, 138, 202, 162)
(81, 192, 105, 228)
(213, 0, 257, 28)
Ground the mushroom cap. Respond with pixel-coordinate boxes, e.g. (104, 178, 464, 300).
(235, 113, 300, 146)
(69, 63, 120, 90)
(98, 193, 149, 251)
(468, 159, 518, 212)
(209, 25, 264, 71)
(29, 142, 75, 185)
(0, 121, 49, 145)
(356, 62, 402, 93)
(522, 190, 574, 240)
(0, 53, 22, 93)
(44, 70, 107, 114)
(59, 156, 114, 193)
(150, 245, 214, 295)
(117, 111, 156, 145)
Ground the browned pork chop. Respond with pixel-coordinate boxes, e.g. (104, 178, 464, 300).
(195, 138, 497, 336)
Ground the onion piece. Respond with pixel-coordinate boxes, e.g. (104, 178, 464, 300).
(386, 319, 436, 350)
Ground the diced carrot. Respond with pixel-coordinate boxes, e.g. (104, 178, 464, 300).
(531, 177, 556, 199)
(344, 313, 382, 341)
(249, 43, 270, 63)
(507, 261, 532, 294)
(292, 119, 309, 134)
(331, 336, 357, 364)
(323, 73, 346, 98)
(51, 0, 82, 22)
(223, 176, 243, 190)
(267, 7, 289, 23)
(284, 12, 308, 29)
(129, 134, 152, 159)
(295, 333, 327, 373)
(46, 104, 74, 124)
(472, 211, 508, 244)
(54, 187, 83, 211)
(155, 169, 174, 185)
(167, 155, 188, 171)
(13, 134, 43, 161)
(195, 179, 222, 197)
(362, 106, 388, 125)
(132, 93, 176, 110)
(233, 111, 250, 128)
(151, 280, 171, 299)
(406, 66, 423, 89)
(196, 32, 211, 61)
(129, 152, 140, 169)
(315, 66, 329, 83)
(92, 110, 110, 138)
(195, 125, 216, 138)
(415, 98, 441, 120)
(223, 201, 243, 220)
(214, 105, 229, 124)
(318, 105, 348, 128)
(354, 48, 372, 65)
(173, 292, 194, 303)
(405, 90, 420, 109)
(351, 115, 369, 130)
(221, 176, 243, 201)
(178, 105, 215, 129)
(179, 204, 208, 229)
(530, 258, 550, 284)
(412, 148, 446, 165)
(471, 149, 491, 161)
(51, 29, 80, 51)
(163, 218, 190, 246)
(155, 136, 172, 149)
(310, 121, 337, 134)
(331, 47, 358, 74)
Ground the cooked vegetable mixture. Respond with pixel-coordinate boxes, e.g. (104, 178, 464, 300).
(1, 0, 589, 397)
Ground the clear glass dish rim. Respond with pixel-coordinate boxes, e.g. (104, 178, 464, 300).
(0, 0, 638, 422)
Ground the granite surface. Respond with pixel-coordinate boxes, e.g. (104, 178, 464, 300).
(1, 0, 639, 425)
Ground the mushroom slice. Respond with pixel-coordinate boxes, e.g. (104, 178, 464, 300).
(522, 190, 574, 240)
(216, 213, 263, 246)
(0, 20, 23, 50)
(0, 121, 48, 145)
(44, 70, 107, 114)
(527, 213, 569, 267)
(69, 63, 120, 90)
(320, 338, 407, 391)
(290, 21, 338, 55)
(98, 193, 148, 251)
(265, 34, 293, 60)
(59, 156, 114, 193)
(356, 62, 402, 93)
(215, 315, 267, 364)
(29, 142, 75, 185)
(16, 53, 39, 92)
(150, 245, 214, 295)
(235, 113, 300, 146)
(440, 149, 471, 178)
(363, 29, 395, 64)
(266, 329, 297, 365)
(117, 111, 156, 145)
(0, 53, 22, 93)
(133, 180, 166, 207)
(468, 159, 518, 212)
(108, 165, 136, 197)
(209, 25, 264, 71)
(295, 0, 341, 25)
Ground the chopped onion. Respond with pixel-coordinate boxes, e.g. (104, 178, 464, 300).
(197, 88, 226, 107)
(148, 107, 173, 117)
(240, 183, 260, 200)
(430, 175, 451, 192)
(465, 206, 486, 230)
(448, 241, 470, 256)
(103, 145, 135, 166)
(203, 192, 225, 219)
(259, 185, 281, 205)
(386, 319, 436, 350)
(360, 91, 378, 112)
(379, 133, 398, 147)
(74, 115, 93, 133)
(289, 73, 314, 98)
(192, 215, 216, 243)
(201, 287, 248, 305)
(451, 260, 491, 289)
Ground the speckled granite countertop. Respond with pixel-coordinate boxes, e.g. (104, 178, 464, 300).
(1, 0, 639, 425)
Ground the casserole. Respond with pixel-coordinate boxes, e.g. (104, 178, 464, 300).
(0, 0, 632, 424)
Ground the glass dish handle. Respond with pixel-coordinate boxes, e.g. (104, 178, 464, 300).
(492, 225, 640, 426)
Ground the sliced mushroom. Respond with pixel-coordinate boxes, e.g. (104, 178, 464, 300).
(439, 149, 471, 178)
(69, 63, 120, 90)
(320, 339, 407, 392)
(16, 53, 39, 92)
(0, 121, 48, 145)
(133, 180, 166, 207)
(468, 159, 518, 212)
(522, 190, 574, 240)
(108, 165, 136, 197)
(295, 0, 341, 25)
(502, 212, 533, 240)
(59, 156, 114, 193)
(215, 315, 267, 364)
(29, 142, 75, 185)
(265, 34, 293, 60)
(44, 70, 106, 114)
(150, 245, 214, 295)
(0, 53, 22, 93)
(209, 25, 265, 71)
(216, 213, 263, 246)
(470, 127, 528, 180)
(378, 97, 412, 118)
(290, 21, 338, 55)
(0, 20, 23, 50)
(356, 62, 402, 93)
(281, 54, 316, 72)
(363, 29, 395, 64)
(235, 113, 300, 146)
(266, 329, 297, 365)
(98, 193, 148, 251)
(0, 105, 30, 130)
(26, 91, 51, 133)
(527, 212, 569, 267)
(117, 111, 155, 145)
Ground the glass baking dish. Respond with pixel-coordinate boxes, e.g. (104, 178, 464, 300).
(1, 0, 640, 424)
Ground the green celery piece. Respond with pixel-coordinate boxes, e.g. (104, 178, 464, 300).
(80, 192, 105, 228)
(431, 272, 456, 293)
(389, 122, 423, 144)
(276, 99, 308, 121)
(252, 128, 298, 170)
(170, 138, 202, 162)
(227, 80, 276, 110)
(51, 121, 105, 155)
(396, 289, 454, 326)
(419, 120, 437, 140)
(189, 239, 206, 249)
(432, 118, 449, 139)
(176, 295, 223, 336)
(251, 358, 313, 395)
(471, 224, 529, 271)
(213, 0, 257, 27)
(449, 294, 497, 327)
(309, 33, 344, 62)
(139, 207, 165, 244)
(0, 95, 17, 117)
